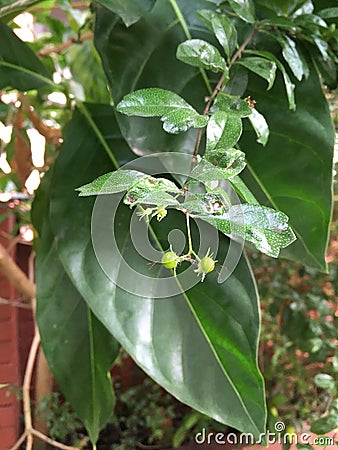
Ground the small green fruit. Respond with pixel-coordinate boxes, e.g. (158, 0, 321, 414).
(199, 256, 215, 274)
(194, 249, 216, 281)
(161, 251, 179, 269)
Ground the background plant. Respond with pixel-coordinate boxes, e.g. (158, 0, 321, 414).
(0, 0, 336, 449)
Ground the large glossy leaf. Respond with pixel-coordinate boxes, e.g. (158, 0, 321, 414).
(94, 0, 215, 153)
(47, 103, 266, 437)
(33, 167, 119, 445)
(94, 0, 156, 26)
(240, 68, 334, 270)
(0, 20, 52, 90)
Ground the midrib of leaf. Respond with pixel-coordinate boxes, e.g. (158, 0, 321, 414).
(0, 61, 56, 88)
(170, 275, 261, 435)
(168, 0, 212, 94)
(77, 102, 119, 169)
(79, 103, 262, 433)
(246, 161, 327, 271)
(87, 305, 98, 442)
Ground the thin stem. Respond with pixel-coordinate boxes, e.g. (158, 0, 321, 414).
(168, 0, 191, 39)
(186, 213, 193, 255)
(31, 429, 79, 450)
(229, 27, 257, 68)
(77, 102, 119, 169)
(9, 432, 27, 450)
(191, 27, 258, 166)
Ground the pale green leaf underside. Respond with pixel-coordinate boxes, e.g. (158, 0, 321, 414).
(77, 169, 180, 196)
(116, 88, 209, 134)
(201, 204, 296, 257)
(248, 109, 269, 146)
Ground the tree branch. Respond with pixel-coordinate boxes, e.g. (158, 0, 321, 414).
(0, 242, 35, 300)
(38, 31, 93, 57)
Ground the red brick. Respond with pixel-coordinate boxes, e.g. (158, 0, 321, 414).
(0, 321, 14, 344)
(0, 404, 17, 427)
(0, 342, 16, 364)
(0, 386, 17, 405)
(0, 427, 18, 449)
(0, 364, 18, 383)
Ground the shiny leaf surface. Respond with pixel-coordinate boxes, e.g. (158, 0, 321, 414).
(177, 39, 227, 74)
(227, 0, 256, 23)
(248, 109, 269, 146)
(206, 110, 243, 151)
(202, 204, 296, 257)
(236, 57, 277, 90)
(116, 88, 209, 134)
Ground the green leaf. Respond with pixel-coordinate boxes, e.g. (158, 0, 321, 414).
(205, 148, 246, 177)
(274, 33, 308, 81)
(236, 57, 277, 90)
(33, 164, 118, 445)
(94, 0, 156, 26)
(296, 445, 313, 450)
(240, 65, 334, 270)
(191, 150, 246, 181)
(116, 88, 209, 134)
(214, 94, 252, 117)
(318, 7, 338, 19)
(314, 373, 335, 390)
(248, 108, 269, 146)
(201, 204, 296, 257)
(227, 0, 256, 23)
(124, 189, 180, 207)
(0, 0, 44, 21)
(0, 20, 52, 90)
(245, 50, 296, 111)
(182, 191, 230, 216)
(206, 110, 243, 151)
(0, 383, 8, 389)
(197, 9, 237, 60)
(47, 103, 267, 438)
(76, 170, 146, 196)
(94, 0, 214, 153)
(177, 39, 227, 74)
